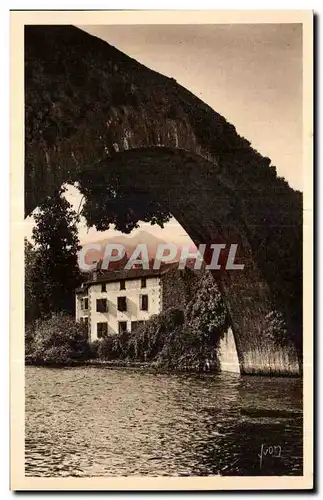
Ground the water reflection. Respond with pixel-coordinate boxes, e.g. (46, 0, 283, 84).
(25, 367, 302, 477)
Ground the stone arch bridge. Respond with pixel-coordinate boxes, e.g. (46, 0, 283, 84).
(25, 25, 302, 374)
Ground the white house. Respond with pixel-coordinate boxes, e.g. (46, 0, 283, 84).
(75, 264, 240, 373)
(75, 264, 185, 342)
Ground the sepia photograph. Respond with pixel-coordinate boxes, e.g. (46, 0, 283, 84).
(10, 10, 313, 491)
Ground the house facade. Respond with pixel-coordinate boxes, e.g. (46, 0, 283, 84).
(76, 264, 198, 342)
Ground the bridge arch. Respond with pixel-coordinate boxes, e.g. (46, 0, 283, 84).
(25, 25, 302, 374)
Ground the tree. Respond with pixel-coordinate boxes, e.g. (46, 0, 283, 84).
(78, 166, 171, 234)
(25, 238, 40, 323)
(185, 271, 228, 345)
(31, 186, 82, 317)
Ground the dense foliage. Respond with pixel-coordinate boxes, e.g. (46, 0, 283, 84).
(91, 272, 228, 371)
(78, 169, 171, 234)
(26, 187, 82, 320)
(26, 314, 89, 366)
(158, 272, 229, 370)
(186, 272, 229, 344)
(25, 239, 40, 323)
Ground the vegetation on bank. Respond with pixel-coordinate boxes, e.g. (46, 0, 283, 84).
(25, 272, 296, 373)
(26, 272, 230, 371)
(25, 314, 89, 366)
(24, 179, 300, 374)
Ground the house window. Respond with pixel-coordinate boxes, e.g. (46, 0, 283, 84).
(141, 277, 147, 288)
(140, 294, 149, 311)
(96, 298, 108, 313)
(117, 296, 127, 312)
(131, 320, 145, 332)
(118, 321, 128, 334)
(81, 298, 88, 310)
(101, 283, 107, 292)
(120, 279, 126, 290)
(97, 322, 108, 339)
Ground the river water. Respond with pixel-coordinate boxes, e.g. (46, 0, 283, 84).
(25, 366, 302, 477)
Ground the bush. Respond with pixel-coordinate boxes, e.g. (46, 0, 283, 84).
(122, 281, 227, 372)
(127, 307, 184, 362)
(27, 313, 89, 365)
(156, 325, 222, 372)
(156, 325, 195, 369)
(113, 329, 132, 359)
(25, 322, 35, 355)
(39, 345, 71, 365)
(161, 271, 228, 371)
(97, 335, 118, 360)
(88, 340, 100, 359)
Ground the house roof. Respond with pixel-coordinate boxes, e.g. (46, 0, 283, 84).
(75, 262, 179, 293)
